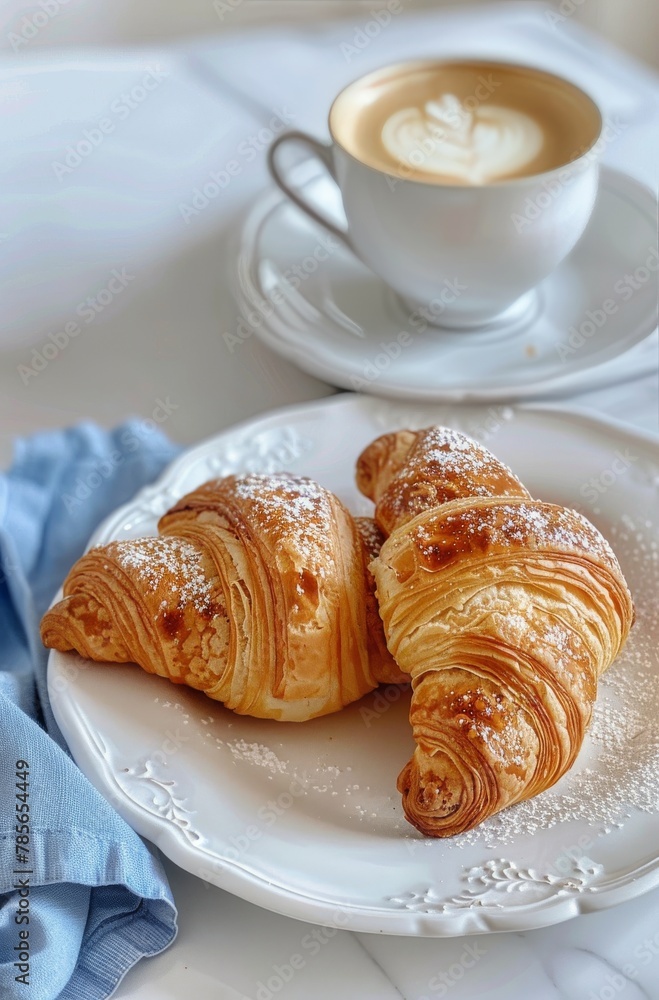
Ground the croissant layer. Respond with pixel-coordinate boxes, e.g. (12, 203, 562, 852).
(42, 473, 399, 721)
(357, 428, 634, 837)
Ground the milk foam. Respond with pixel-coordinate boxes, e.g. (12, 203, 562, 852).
(381, 93, 544, 183)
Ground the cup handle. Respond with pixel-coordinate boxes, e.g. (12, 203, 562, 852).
(267, 131, 352, 249)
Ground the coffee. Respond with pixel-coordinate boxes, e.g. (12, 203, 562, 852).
(330, 60, 601, 185)
(269, 57, 603, 325)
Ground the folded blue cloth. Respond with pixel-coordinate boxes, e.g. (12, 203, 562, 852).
(0, 421, 182, 999)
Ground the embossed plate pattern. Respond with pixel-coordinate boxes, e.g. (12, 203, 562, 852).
(48, 396, 659, 935)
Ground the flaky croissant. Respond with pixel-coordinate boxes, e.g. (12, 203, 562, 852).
(41, 473, 403, 721)
(357, 426, 634, 837)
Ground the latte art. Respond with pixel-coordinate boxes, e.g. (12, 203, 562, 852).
(330, 61, 602, 186)
(381, 93, 544, 184)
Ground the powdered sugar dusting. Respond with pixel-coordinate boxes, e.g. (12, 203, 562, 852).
(231, 473, 335, 567)
(355, 516, 384, 561)
(225, 738, 288, 774)
(111, 537, 213, 611)
(438, 512, 659, 849)
(420, 426, 513, 476)
(453, 689, 526, 768)
(396, 427, 526, 509)
(543, 622, 571, 651)
(417, 428, 516, 486)
(415, 501, 620, 568)
(374, 426, 530, 531)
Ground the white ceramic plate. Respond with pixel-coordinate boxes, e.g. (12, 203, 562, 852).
(48, 396, 659, 936)
(233, 165, 658, 401)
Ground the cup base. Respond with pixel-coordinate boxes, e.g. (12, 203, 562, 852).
(400, 289, 540, 334)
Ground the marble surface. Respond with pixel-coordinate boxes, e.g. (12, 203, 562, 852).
(1, 3, 657, 997)
(112, 858, 659, 1000)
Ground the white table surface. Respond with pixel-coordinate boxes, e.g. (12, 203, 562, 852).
(1, 4, 657, 998)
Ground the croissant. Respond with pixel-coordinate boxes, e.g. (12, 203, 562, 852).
(357, 426, 634, 837)
(41, 472, 403, 721)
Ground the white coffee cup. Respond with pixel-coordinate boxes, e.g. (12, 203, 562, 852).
(268, 60, 603, 330)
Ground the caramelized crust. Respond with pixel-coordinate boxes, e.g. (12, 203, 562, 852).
(41, 473, 399, 721)
(357, 427, 635, 837)
(356, 426, 530, 535)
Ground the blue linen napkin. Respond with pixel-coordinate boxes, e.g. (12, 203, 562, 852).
(0, 421, 182, 1000)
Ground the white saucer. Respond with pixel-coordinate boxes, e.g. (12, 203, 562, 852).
(233, 165, 658, 402)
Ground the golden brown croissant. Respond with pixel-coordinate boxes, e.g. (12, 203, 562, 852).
(357, 426, 634, 837)
(41, 473, 402, 721)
